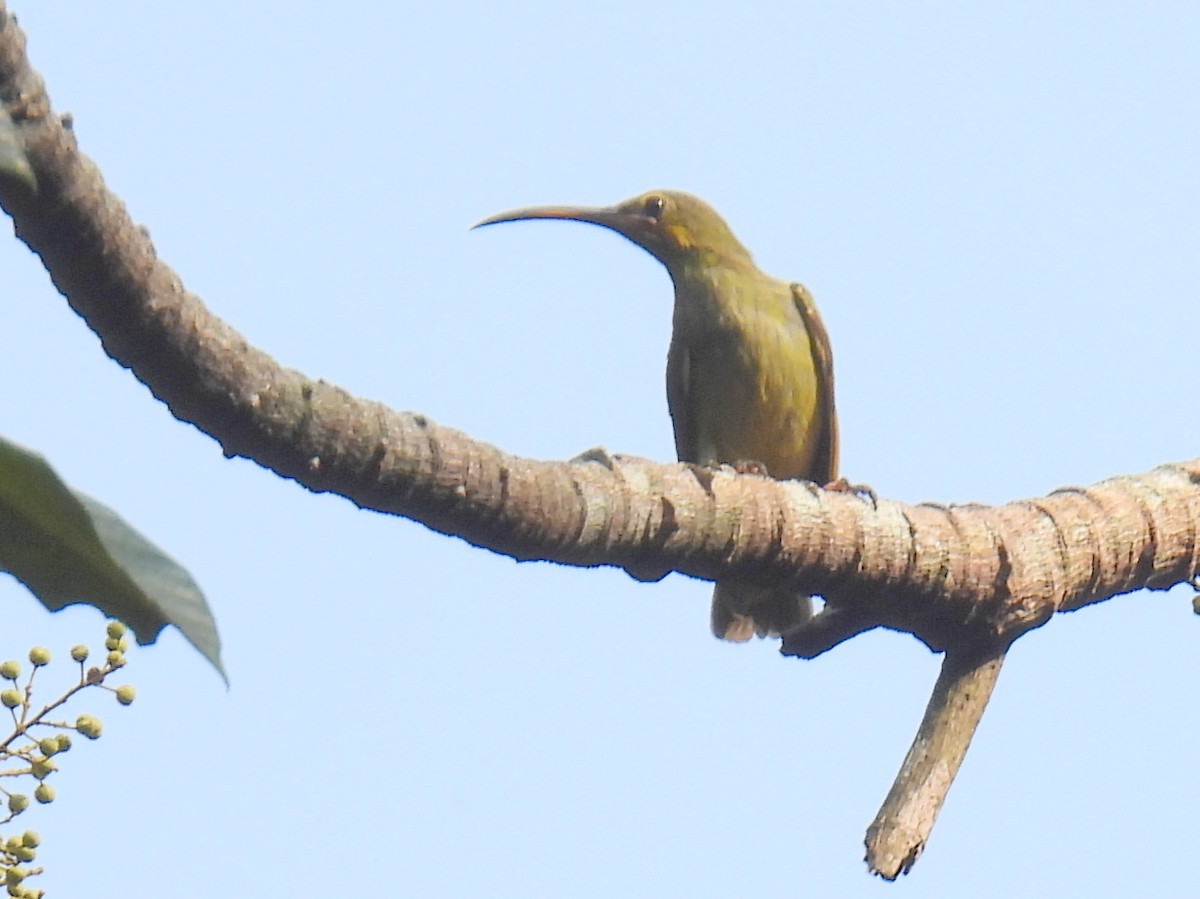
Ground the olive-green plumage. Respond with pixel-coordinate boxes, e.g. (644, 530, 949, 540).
(475, 190, 838, 641)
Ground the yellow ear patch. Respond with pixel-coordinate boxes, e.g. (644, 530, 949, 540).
(666, 224, 694, 249)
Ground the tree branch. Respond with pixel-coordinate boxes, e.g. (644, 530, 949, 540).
(865, 646, 1006, 878)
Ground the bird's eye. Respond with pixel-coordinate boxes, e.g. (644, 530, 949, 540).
(643, 195, 666, 220)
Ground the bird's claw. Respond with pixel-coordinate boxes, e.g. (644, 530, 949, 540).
(571, 446, 617, 469)
(823, 476, 878, 509)
(731, 458, 771, 477)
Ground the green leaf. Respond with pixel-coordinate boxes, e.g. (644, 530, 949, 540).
(0, 106, 36, 193)
(0, 436, 224, 681)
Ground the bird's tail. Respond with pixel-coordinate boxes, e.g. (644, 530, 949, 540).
(710, 583, 813, 642)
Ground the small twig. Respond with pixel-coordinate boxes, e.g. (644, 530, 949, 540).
(0, 676, 89, 753)
(865, 645, 1006, 878)
(778, 606, 879, 658)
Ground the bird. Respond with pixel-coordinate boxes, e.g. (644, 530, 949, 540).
(474, 190, 838, 641)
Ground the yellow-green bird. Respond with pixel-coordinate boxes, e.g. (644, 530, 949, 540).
(475, 190, 838, 641)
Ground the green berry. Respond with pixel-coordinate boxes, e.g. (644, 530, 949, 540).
(105, 651, 125, 669)
(75, 714, 102, 739)
(115, 685, 136, 706)
(5, 867, 26, 886)
(36, 738, 57, 758)
(106, 620, 126, 640)
(69, 645, 89, 663)
(4, 835, 19, 852)
(12, 846, 35, 863)
(32, 784, 53, 805)
(18, 833, 37, 850)
(0, 661, 19, 681)
(26, 648, 49, 668)
(54, 734, 72, 753)
(29, 758, 54, 781)
(7, 795, 29, 814)
(1, 690, 21, 709)
(104, 637, 120, 652)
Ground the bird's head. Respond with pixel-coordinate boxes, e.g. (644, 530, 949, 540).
(473, 190, 753, 273)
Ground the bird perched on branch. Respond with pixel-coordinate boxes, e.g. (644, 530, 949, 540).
(475, 190, 838, 641)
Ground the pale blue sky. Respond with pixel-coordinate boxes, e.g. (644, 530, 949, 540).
(3, 2, 1198, 896)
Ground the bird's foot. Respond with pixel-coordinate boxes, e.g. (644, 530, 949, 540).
(571, 446, 617, 469)
(824, 476, 878, 509)
(731, 458, 771, 477)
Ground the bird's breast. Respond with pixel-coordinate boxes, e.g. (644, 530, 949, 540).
(669, 273, 822, 480)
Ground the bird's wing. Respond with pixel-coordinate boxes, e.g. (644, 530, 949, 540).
(791, 282, 839, 482)
(665, 335, 699, 463)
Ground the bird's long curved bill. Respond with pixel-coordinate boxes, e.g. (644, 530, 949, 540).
(472, 204, 635, 232)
